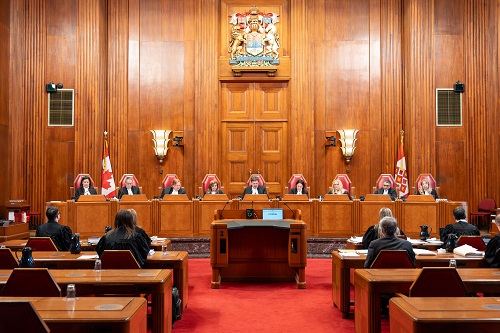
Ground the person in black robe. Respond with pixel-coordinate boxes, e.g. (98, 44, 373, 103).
(96, 209, 149, 267)
(440, 206, 480, 244)
(485, 215, 500, 268)
(35, 206, 73, 251)
(362, 207, 405, 249)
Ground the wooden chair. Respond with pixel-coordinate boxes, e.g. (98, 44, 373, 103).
(469, 198, 496, 229)
(0, 300, 50, 333)
(409, 267, 467, 297)
(100, 250, 141, 269)
(1, 268, 61, 297)
(370, 250, 416, 268)
(456, 235, 486, 251)
(0, 248, 19, 269)
(26, 237, 58, 251)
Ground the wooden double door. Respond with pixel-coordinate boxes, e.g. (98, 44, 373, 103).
(220, 82, 289, 197)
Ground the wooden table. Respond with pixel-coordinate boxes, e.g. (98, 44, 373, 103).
(26, 250, 188, 315)
(0, 296, 147, 333)
(331, 250, 488, 318)
(389, 295, 500, 333)
(0, 238, 172, 252)
(354, 268, 500, 333)
(0, 269, 172, 333)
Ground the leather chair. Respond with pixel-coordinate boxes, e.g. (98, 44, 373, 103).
(409, 267, 467, 297)
(413, 173, 439, 197)
(333, 174, 355, 197)
(372, 174, 399, 197)
(285, 174, 308, 194)
(0, 248, 19, 269)
(0, 300, 50, 333)
(119, 174, 141, 191)
(70, 173, 99, 198)
(370, 250, 416, 268)
(100, 250, 141, 269)
(26, 237, 58, 251)
(1, 268, 61, 297)
(199, 174, 223, 196)
(456, 235, 486, 251)
(244, 174, 268, 193)
(469, 198, 496, 229)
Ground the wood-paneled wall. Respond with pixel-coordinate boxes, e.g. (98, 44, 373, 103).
(3, 0, 500, 222)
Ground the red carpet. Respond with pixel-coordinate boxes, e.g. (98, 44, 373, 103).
(173, 258, 389, 332)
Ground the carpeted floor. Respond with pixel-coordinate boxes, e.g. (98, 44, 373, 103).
(172, 258, 389, 332)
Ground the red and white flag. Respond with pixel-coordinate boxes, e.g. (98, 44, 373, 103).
(101, 132, 116, 199)
(395, 131, 409, 198)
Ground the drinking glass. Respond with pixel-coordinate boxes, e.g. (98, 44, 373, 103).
(449, 259, 457, 268)
(66, 284, 76, 299)
(94, 259, 102, 272)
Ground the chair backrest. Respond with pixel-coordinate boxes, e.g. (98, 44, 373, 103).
(0, 248, 19, 269)
(370, 250, 416, 268)
(0, 300, 50, 333)
(287, 174, 307, 193)
(414, 173, 438, 194)
(71, 173, 98, 197)
(409, 267, 467, 297)
(26, 237, 59, 251)
(478, 198, 496, 211)
(161, 174, 179, 189)
(201, 174, 222, 194)
(1, 268, 61, 297)
(246, 174, 266, 187)
(456, 235, 486, 251)
(100, 250, 141, 269)
(119, 174, 139, 187)
(334, 174, 352, 195)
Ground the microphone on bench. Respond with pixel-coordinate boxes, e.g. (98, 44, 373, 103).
(282, 202, 296, 220)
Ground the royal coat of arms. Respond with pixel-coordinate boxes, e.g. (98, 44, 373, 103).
(228, 6, 280, 67)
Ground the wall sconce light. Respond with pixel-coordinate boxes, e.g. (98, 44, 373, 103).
(337, 129, 359, 163)
(150, 130, 172, 163)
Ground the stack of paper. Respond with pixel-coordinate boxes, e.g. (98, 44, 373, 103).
(453, 244, 484, 257)
(338, 249, 360, 258)
(413, 249, 437, 256)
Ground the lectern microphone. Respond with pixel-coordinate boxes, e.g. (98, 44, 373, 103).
(219, 200, 231, 219)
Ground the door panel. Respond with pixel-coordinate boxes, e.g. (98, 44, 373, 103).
(255, 83, 288, 120)
(221, 83, 254, 121)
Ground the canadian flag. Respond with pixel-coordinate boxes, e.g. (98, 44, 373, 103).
(394, 131, 409, 198)
(101, 132, 116, 199)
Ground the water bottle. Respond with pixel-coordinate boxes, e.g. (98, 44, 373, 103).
(94, 259, 102, 272)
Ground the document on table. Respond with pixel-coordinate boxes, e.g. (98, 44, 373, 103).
(78, 254, 99, 259)
(413, 249, 437, 256)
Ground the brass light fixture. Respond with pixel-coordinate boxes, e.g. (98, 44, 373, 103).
(150, 130, 172, 163)
(337, 129, 359, 163)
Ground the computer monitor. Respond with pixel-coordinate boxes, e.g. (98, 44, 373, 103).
(262, 208, 283, 220)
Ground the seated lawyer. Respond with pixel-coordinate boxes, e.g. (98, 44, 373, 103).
(364, 216, 415, 268)
(373, 180, 397, 201)
(328, 180, 351, 200)
(35, 206, 73, 251)
(290, 179, 308, 196)
(243, 175, 267, 197)
(74, 175, 97, 201)
(417, 177, 439, 199)
(160, 178, 187, 199)
(96, 209, 149, 267)
(204, 179, 224, 195)
(485, 215, 500, 268)
(440, 206, 480, 244)
(117, 176, 141, 199)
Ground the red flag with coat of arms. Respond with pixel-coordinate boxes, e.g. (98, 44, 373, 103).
(395, 131, 409, 198)
(101, 132, 116, 199)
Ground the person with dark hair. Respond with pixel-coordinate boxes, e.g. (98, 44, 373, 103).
(374, 180, 397, 201)
(160, 178, 187, 199)
(35, 206, 73, 251)
(361, 207, 406, 249)
(204, 179, 224, 195)
(485, 215, 500, 268)
(364, 216, 415, 268)
(117, 176, 141, 199)
(440, 206, 480, 243)
(128, 208, 151, 248)
(243, 175, 267, 196)
(95, 209, 149, 267)
(74, 175, 97, 201)
(290, 179, 308, 196)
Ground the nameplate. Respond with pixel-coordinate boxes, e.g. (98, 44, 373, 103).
(406, 195, 435, 202)
(203, 194, 229, 201)
(242, 194, 269, 201)
(323, 194, 350, 201)
(162, 194, 190, 201)
(120, 194, 148, 202)
(364, 194, 392, 202)
(78, 195, 106, 202)
(282, 194, 308, 201)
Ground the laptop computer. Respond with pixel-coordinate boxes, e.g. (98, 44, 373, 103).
(262, 208, 284, 220)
